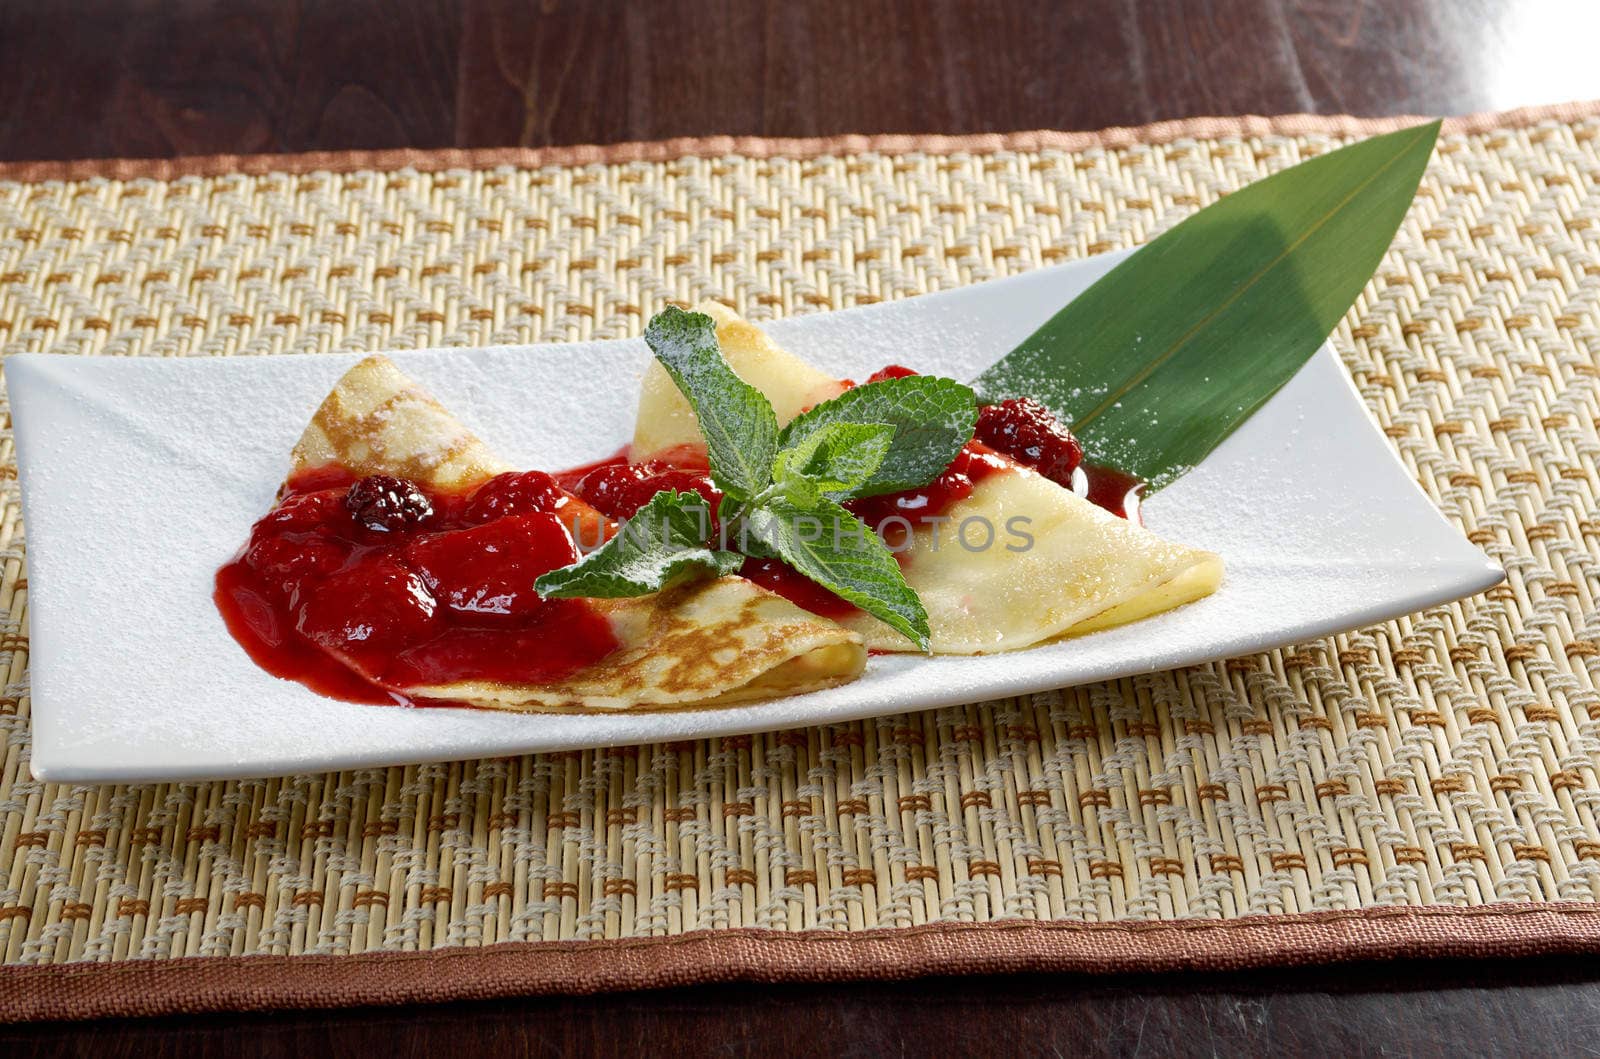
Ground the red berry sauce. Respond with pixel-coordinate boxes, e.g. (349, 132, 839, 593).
(222, 368, 1148, 688)
(572, 460, 722, 522)
(215, 468, 620, 706)
(844, 443, 1011, 545)
(974, 397, 1084, 487)
(736, 557, 859, 619)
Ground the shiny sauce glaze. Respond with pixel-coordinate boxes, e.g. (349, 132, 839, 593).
(215, 468, 620, 705)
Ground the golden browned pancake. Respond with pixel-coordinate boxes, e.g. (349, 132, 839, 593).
(293, 356, 511, 490)
(291, 355, 866, 711)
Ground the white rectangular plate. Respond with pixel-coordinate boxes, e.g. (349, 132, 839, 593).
(6, 250, 1504, 782)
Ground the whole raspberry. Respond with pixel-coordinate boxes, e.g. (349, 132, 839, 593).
(574, 461, 721, 521)
(344, 474, 434, 533)
(974, 397, 1084, 485)
(462, 470, 563, 524)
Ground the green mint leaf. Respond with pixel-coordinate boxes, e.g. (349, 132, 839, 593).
(743, 496, 931, 651)
(535, 491, 744, 599)
(772, 421, 895, 503)
(644, 306, 779, 501)
(776, 375, 977, 498)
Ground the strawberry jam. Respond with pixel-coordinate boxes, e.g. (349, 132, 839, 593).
(974, 397, 1084, 487)
(215, 467, 620, 706)
(573, 461, 722, 521)
(844, 442, 1011, 534)
(737, 557, 858, 618)
(1075, 463, 1143, 523)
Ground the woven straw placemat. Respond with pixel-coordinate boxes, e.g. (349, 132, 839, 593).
(1, 103, 1599, 1022)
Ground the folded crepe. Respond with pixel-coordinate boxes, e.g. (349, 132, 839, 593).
(290, 355, 866, 711)
(632, 304, 1224, 654)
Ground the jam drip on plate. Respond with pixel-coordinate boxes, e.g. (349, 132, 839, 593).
(215, 468, 620, 706)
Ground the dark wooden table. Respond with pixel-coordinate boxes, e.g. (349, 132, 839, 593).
(4, 1, 1598, 1055)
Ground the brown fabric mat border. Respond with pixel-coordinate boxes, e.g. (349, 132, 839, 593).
(0, 100, 1596, 183)
(3, 901, 1598, 1023)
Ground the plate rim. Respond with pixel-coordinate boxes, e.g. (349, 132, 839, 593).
(6, 256, 1504, 782)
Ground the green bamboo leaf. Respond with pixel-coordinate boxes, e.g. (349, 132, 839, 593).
(973, 120, 1440, 491)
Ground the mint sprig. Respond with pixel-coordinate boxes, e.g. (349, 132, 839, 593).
(537, 307, 978, 652)
(643, 307, 778, 501)
(776, 375, 977, 496)
(535, 491, 744, 599)
(771, 421, 894, 506)
(744, 496, 930, 650)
